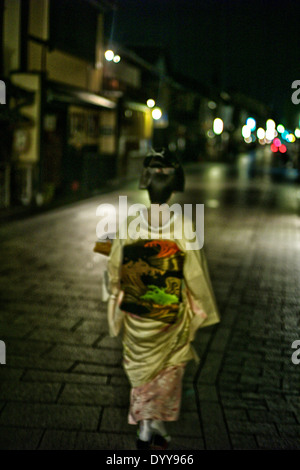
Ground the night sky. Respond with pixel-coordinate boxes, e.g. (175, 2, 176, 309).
(106, 0, 300, 122)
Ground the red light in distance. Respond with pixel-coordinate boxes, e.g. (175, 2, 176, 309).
(279, 144, 287, 153)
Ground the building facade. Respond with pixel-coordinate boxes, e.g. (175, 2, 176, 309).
(2, 0, 118, 207)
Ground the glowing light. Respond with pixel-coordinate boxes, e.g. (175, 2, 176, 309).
(288, 134, 296, 143)
(125, 109, 132, 118)
(105, 50, 114, 61)
(246, 117, 256, 131)
(213, 118, 224, 135)
(259, 138, 266, 145)
(209, 166, 223, 178)
(147, 99, 155, 108)
(113, 55, 121, 63)
(177, 138, 185, 150)
(152, 107, 162, 120)
(257, 128, 265, 139)
(206, 199, 220, 208)
(295, 128, 300, 138)
(273, 138, 281, 147)
(266, 128, 276, 141)
(282, 130, 289, 140)
(271, 144, 278, 152)
(208, 101, 217, 110)
(266, 119, 276, 130)
(242, 125, 251, 139)
(279, 144, 287, 153)
(168, 142, 177, 152)
(277, 124, 285, 133)
(244, 136, 252, 144)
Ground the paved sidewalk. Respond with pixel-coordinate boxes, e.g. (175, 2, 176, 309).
(0, 166, 300, 450)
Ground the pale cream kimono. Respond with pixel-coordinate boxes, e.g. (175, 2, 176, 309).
(107, 211, 220, 390)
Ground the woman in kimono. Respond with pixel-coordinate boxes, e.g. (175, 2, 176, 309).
(107, 150, 220, 449)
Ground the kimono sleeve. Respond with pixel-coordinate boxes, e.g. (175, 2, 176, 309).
(183, 246, 220, 328)
(106, 226, 126, 337)
(107, 226, 126, 296)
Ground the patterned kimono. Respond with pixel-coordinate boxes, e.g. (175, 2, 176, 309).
(107, 211, 220, 424)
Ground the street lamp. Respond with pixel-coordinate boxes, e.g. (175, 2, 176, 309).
(105, 50, 121, 63)
(242, 125, 251, 139)
(257, 128, 265, 139)
(266, 119, 276, 130)
(246, 117, 256, 131)
(287, 133, 296, 143)
(213, 118, 223, 135)
(152, 108, 162, 120)
(277, 124, 285, 134)
(147, 99, 155, 108)
(105, 50, 114, 61)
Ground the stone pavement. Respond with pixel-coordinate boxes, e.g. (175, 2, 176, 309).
(0, 162, 300, 450)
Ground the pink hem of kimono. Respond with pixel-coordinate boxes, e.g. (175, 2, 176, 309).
(128, 363, 186, 425)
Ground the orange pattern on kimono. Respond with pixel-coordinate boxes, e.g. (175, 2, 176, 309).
(119, 239, 185, 324)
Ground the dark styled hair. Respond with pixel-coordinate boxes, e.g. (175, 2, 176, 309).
(139, 149, 184, 204)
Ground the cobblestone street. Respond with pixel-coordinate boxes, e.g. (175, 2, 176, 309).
(0, 157, 300, 450)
